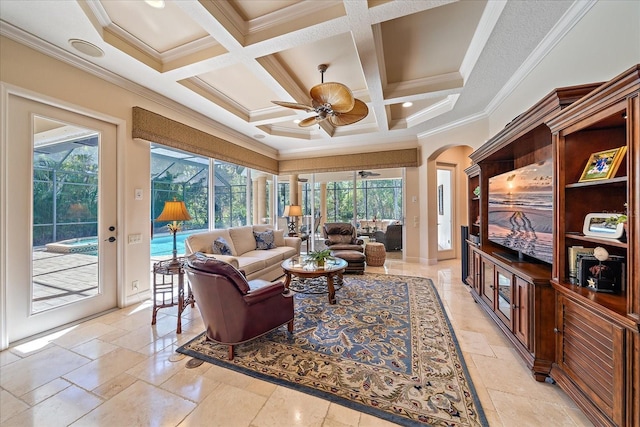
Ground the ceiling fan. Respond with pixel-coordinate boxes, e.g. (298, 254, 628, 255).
(272, 64, 368, 127)
(358, 170, 380, 178)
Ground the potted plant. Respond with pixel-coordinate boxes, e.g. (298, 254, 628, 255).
(604, 202, 628, 239)
(305, 248, 334, 267)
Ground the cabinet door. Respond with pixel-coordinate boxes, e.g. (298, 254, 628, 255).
(513, 277, 530, 347)
(472, 250, 482, 294)
(495, 266, 513, 328)
(466, 244, 475, 286)
(481, 259, 495, 308)
(557, 295, 625, 426)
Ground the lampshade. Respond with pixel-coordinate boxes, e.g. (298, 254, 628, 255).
(284, 205, 302, 217)
(156, 199, 191, 222)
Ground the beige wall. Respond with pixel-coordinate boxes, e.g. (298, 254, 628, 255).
(1, 0, 639, 315)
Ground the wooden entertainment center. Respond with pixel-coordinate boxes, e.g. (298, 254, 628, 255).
(465, 64, 639, 427)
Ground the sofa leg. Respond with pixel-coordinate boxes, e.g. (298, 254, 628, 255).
(228, 345, 234, 360)
(287, 319, 294, 332)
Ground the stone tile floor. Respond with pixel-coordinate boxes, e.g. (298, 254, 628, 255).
(1, 258, 593, 426)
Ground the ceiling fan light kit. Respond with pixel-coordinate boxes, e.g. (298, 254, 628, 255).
(273, 64, 368, 128)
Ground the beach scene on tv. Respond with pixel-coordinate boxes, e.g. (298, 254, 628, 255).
(488, 160, 553, 264)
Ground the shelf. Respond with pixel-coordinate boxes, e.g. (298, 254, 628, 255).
(552, 280, 632, 326)
(565, 176, 627, 189)
(471, 197, 480, 201)
(565, 232, 627, 249)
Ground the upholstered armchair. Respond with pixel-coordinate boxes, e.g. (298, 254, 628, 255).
(323, 222, 364, 252)
(184, 253, 294, 360)
(375, 224, 403, 252)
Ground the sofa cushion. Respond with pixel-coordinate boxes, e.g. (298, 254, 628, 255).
(186, 229, 234, 254)
(243, 249, 282, 267)
(254, 230, 276, 250)
(229, 226, 256, 255)
(272, 229, 286, 247)
(212, 237, 233, 255)
(235, 256, 266, 276)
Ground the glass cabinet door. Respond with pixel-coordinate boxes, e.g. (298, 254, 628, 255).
(496, 268, 512, 322)
(482, 260, 495, 307)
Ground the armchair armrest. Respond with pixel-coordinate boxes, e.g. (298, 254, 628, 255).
(244, 280, 286, 305)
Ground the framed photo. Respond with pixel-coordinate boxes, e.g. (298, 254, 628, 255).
(578, 146, 627, 182)
(582, 213, 625, 239)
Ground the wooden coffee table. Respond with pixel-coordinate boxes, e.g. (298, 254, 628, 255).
(281, 257, 347, 304)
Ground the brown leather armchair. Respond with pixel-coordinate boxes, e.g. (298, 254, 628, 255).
(184, 253, 294, 360)
(322, 222, 364, 252)
(323, 223, 366, 274)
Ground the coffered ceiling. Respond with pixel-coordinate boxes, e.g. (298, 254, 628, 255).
(0, 0, 582, 158)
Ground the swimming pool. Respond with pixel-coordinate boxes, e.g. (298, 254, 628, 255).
(44, 231, 201, 257)
(150, 232, 197, 256)
(45, 237, 99, 253)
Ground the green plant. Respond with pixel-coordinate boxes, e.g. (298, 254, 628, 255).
(605, 214, 627, 225)
(605, 202, 628, 226)
(305, 248, 334, 266)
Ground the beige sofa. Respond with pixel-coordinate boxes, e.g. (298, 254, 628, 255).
(184, 225, 301, 282)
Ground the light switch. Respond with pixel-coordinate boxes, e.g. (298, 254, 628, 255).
(134, 188, 143, 200)
(128, 234, 142, 244)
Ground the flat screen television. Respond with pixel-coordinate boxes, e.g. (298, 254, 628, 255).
(487, 159, 553, 264)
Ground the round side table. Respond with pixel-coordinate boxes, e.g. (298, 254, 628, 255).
(365, 242, 386, 266)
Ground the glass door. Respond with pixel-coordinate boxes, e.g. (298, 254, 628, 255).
(496, 267, 513, 326)
(4, 94, 118, 344)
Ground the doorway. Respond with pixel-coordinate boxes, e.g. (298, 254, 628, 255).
(437, 164, 456, 260)
(3, 94, 118, 345)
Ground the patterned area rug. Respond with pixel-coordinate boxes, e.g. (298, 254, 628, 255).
(177, 273, 487, 426)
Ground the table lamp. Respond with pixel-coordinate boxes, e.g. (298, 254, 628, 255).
(283, 204, 302, 236)
(156, 198, 191, 266)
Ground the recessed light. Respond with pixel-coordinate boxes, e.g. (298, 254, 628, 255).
(69, 39, 104, 58)
(293, 119, 301, 124)
(145, 0, 165, 8)
(402, 102, 413, 108)
(254, 134, 265, 139)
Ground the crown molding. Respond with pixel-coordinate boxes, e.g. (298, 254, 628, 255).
(484, 0, 597, 115)
(0, 21, 278, 158)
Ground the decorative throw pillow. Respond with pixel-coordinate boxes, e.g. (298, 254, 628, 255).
(212, 237, 233, 255)
(254, 230, 276, 250)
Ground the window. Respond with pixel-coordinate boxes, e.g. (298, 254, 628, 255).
(151, 145, 209, 235)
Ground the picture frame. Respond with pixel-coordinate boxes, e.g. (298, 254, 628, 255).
(582, 213, 625, 239)
(578, 146, 627, 182)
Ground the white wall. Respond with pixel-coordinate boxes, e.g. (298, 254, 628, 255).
(417, 1, 639, 264)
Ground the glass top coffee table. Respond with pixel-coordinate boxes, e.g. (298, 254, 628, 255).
(281, 257, 347, 304)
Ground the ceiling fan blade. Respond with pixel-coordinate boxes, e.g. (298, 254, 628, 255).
(271, 100, 315, 112)
(298, 116, 325, 127)
(329, 98, 369, 126)
(310, 82, 355, 113)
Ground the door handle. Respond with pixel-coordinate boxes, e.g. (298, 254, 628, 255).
(105, 236, 116, 243)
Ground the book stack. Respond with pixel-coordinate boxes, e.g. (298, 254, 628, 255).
(568, 246, 595, 283)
